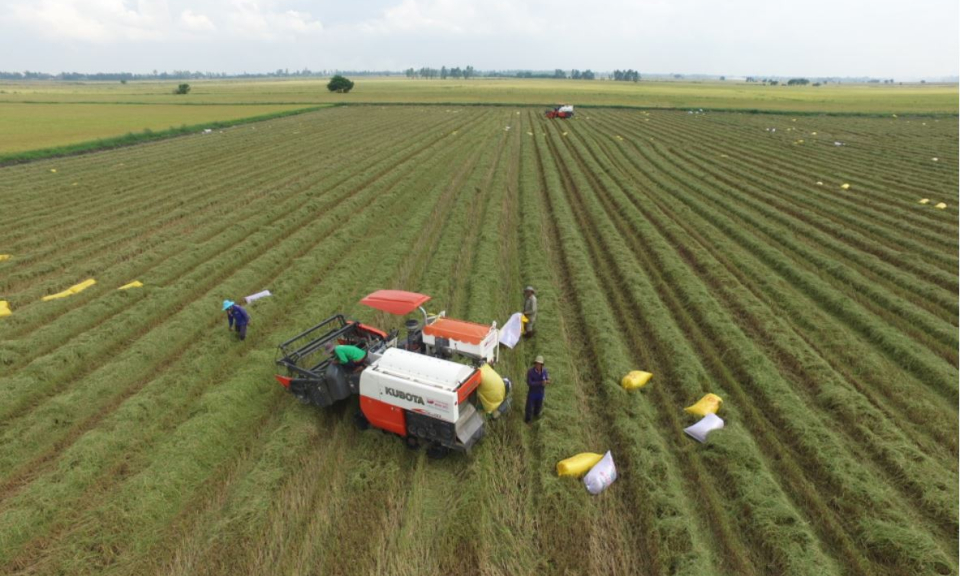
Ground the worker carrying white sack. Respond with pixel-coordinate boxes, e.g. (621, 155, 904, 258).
(499, 313, 524, 348)
(522, 286, 538, 337)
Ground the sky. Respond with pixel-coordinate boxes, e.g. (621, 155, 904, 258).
(0, 0, 957, 79)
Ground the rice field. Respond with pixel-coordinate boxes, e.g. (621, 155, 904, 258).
(0, 105, 956, 576)
(0, 102, 312, 154)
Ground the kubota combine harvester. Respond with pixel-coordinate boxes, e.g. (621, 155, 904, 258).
(275, 290, 511, 457)
(545, 104, 575, 119)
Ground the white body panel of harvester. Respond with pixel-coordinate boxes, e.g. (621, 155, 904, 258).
(421, 314, 499, 364)
(360, 348, 475, 423)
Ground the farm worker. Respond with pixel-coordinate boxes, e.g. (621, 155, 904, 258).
(332, 344, 368, 370)
(223, 300, 250, 341)
(525, 355, 550, 423)
(522, 286, 538, 337)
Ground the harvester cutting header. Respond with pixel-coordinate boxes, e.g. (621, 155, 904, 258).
(545, 104, 575, 119)
(275, 290, 511, 457)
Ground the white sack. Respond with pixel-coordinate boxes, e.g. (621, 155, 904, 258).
(584, 451, 617, 495)
(245, 290, 272, 304)
(499, 312, 523, 349)
(684, 413, 725, 443)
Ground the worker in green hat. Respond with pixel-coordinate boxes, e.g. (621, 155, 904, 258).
(223, 300, 250, 341)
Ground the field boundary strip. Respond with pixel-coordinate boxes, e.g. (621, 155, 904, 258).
(0, 104, 336, 166)
(342, 101, 960, 118)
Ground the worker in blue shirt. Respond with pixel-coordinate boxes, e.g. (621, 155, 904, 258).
(525, 355, 550, 423)
(223, 300, 250, 341)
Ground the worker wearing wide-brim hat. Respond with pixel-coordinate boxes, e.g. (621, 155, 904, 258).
(522, 286, 538, 337)
(223, 299, 250, 341)
(525, 355, 550, 423)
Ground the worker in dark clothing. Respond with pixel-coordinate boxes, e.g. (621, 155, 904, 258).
(223, 300, 250, 341)
(525, 355, 550, 423)
(332, 344, 368, 370)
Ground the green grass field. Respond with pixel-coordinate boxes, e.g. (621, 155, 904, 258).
(3, 77, 957, 112)
(0, 103, 956, 575)
(0, 102, 314, 154)
(0, 77, 955, 157)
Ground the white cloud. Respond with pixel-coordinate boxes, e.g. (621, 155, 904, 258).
(360, 0, 542, 36)
(4, 0, 321, 44)
(180, 9, 215, 32)
(7, 0, 171, 43)
(224, 0, 321, 39)
(0, 0, 955, 77)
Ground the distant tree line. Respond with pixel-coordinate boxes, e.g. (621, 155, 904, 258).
(747, 76, 895, 85)
(513, 69, 596, 79)
(404, 66, 476, 79)
(0, 69, 906, 85)
(0, 69, 393, 81)
(612, 69, 641, 82)
(401, 67, 605, 80)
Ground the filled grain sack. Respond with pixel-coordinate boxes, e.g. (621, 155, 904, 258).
(556, 452, 604, 478)
(684, 393, 723, 417)
(684, 413, 725, 443)
(584, 451, 617, 495)
(42, 278, 96, 301)
(621, 370, 653, 390)
(478, 363, 506, 414)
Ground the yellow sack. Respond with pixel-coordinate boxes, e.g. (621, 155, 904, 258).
(840, 183, 851, 190)
(69, 278, 96, 293)
(935, 203, 947, 210)
(621, 370, 653, 390)
(42, 278, 96, 301)
(521, 314, 529, 325)
(118, 280, 143, 290)
(685, 393, 723, 417)
(477, 364, 506, 414)
(0, 254, 10, 262)
(557, 452, 604, 478)
(42, 290, 71, 301)
(919, 199, 930, 204)
(0, 301, 11, 317)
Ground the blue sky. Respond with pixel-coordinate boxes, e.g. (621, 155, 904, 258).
(0, 0, 956, 79)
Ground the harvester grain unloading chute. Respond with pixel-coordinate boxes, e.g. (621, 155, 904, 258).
(274, 290, 511, 456)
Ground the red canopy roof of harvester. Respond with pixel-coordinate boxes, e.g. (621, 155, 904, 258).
(423, 317, 491, 345)
(359, 290, 431, 315)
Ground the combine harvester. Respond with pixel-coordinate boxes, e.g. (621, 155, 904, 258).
(545, 104, 575, 119)
(275, 290, 511, 457)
